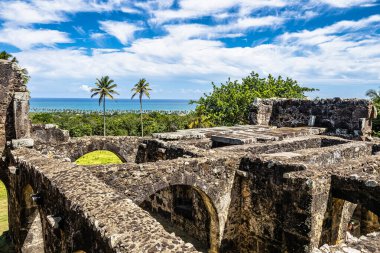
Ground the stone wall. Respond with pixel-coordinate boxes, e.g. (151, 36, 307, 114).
(0, 60, 31, 152)
(135, 139, 200, 163)
(249, 98, 376, 139)
(32, 124, 70, 144)
(33, 136, 142, 163)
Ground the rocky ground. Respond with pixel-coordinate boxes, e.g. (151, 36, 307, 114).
(314, 232, 380, 253)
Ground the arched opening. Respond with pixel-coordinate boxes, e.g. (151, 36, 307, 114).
(20, 184, 45, 252)
(75, 150, 124, 165)
(319, 197, 380, 246)
(140, 185, 219, 252)
(349, 204, 380, 237)
(0, 180, 13, 252)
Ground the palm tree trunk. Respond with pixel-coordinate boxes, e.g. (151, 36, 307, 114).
(140, 93, 143, 137)
(103, 96, 106, 136)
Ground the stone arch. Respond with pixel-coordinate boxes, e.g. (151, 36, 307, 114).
(319, 195, 380, 246)
(69, 142, 128, 163)
(319, 197, 357, 245)
(140, 184, 220, 252)
(20, 184, 45, 252)
(350, 204, 380, 237)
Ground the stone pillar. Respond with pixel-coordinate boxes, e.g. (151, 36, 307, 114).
(0, 60, 29, 150)
(282, 175, 331, 252)
(248, 98, 273, 125)
(13, 91, 31, 139)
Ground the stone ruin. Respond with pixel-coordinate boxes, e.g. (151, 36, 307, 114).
(0, 59, 379, 253)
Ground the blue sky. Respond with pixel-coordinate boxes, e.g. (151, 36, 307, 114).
(0, 0, 380, 99)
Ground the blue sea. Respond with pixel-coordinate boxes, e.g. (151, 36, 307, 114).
(30, 98, 196, 113)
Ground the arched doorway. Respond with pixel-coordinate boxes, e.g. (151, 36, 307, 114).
(349, 204, 380, 237)
(75, 150, 124, 165)
(319, 197, 380, 246)
(140, 185, 219, 252)
(20, 184, 45, 252)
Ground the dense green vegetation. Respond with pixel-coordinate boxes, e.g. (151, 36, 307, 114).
(30, 111, 197, 137)
(366, 87, 380, 136)
(191, 71, 316, 126)
(75, 150, 123, 165)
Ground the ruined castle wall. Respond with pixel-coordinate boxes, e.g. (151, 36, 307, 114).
(249, 98, 376, 138)
(32, 124, 70, 144)
(8, 147, 200, 253)
(34, 136, 142, 163)
(222, 157, 309, 253)
(135, 139, 200, 163)
(0, 60, 30, 152)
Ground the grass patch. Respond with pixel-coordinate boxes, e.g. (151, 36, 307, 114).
(0, 182, 13, 252)
(75, 150, 123, 165)
(0, 182, 8, 235)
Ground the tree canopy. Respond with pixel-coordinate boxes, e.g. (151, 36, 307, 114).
(191, 71, 317, 126)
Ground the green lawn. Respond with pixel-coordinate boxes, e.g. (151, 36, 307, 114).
(0, 181, 13, 252)
(75, 150, 123, 165)
(0, 182, 8, 234)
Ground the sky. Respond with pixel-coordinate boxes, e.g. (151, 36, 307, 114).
(0, 0, 380, 99)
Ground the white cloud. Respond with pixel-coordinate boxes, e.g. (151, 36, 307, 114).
(121, 7, 141, 14)
(80, 84, 92, 92)
(279, 14, 380, 45)
(0, 1, 65, 25)
(0, 0, 136, 25)
(15, 14, 380, 83)
(148, 0, 287, 23)
(315, 0, 377, 8)
(99, 21, 143, 44)
(164, 16, 284, 39)
(0, 27, 72, 49)
(12, 13, 380, 98)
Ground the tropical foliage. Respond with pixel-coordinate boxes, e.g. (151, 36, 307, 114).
(90, 76, 119, 136)
(0, 50, 30, 84)
(191, 71, 317, 126)
(131, 78, 152, 137)
(30, 111, 197, 137)
(366, 87, 380, 136)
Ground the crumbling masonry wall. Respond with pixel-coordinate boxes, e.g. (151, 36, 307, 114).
(0, 59, 31, 152)
(249, 98, 377, 139)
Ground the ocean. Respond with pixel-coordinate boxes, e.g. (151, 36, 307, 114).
(30, 98, 196, 113)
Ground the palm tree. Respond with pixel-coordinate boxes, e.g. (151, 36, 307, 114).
(90, 76, 119, 136)
(131, 78, 152, 137)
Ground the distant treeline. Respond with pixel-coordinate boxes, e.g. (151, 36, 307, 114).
(29, 108, 193, 115)
(30, 112, 197, 137)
